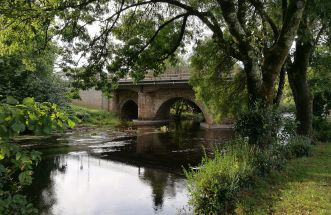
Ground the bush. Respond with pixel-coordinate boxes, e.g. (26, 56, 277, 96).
(0, 143, 41, 215)
(0, 54, 70, 106)
(0, 98, 77, 213)
(313, 117, 331, 142)
(286, 136, 311, 158)
(0, 194, 38, 215)
(185, 136, 311, 214)
(185, 139, 255, 214)
(278, 114, 297, 143)
(69, 105, 120, 126)
(252, 147, 284, 176)
(235, 106, 282, 147)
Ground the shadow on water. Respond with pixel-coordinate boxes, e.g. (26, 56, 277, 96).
(24, 121, 233, 215)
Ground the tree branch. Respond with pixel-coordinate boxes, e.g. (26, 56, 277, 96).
(217, 0, 247, 44)
(151, 0, 224, 40)
(248, 0, 279, 39)
(282, 0, 288, 22)
(237, 0, 249, 33)
(158, 14, 188, 62)
(131, 13, 190, 64)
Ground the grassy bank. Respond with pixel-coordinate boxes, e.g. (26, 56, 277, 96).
(70, 105, 120, 126)
(237, 143, 331, 214)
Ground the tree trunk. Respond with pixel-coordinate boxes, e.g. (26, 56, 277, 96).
(274, 65, 286, 106)
(288, 40, 313, 137)
(244, 59, 263, 106)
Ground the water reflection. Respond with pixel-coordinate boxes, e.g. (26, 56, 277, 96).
(139, 167, 178, 212)
(25, 121, 232, 215)
(28, 154, 188, 215)
(100, 121, 232, 170)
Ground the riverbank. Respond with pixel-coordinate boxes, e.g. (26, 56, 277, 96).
(237, 142, 331, 214)
(70, 105, 120, 127)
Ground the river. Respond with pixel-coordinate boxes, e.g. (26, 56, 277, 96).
(21, 121, 232, 215)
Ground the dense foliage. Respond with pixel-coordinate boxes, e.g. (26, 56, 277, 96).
(0, 97, 76, 214)
(0, 1, 71, 106)
(185, 140, 255, 214)
(0, 143, 41, 215)
(235, 106, 282, 147)
(186, 130, 312, 214)
(190, 39, 247, 122)
(1, 0, 306, 105)
(313, 118, 331, 142)
(310, 47, 331, 118)
(0, 97, 75, 139)
(0, 53, 69, 106)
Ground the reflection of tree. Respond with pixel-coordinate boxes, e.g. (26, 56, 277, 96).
(25, 155, 68, 215)
(169, 121, 200, 148)
(138, 167, 177, 212)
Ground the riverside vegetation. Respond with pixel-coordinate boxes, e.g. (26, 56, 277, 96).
(70, 105, 120, 127)
(185, 107, 331, 214)
(0, 97, 76, 214)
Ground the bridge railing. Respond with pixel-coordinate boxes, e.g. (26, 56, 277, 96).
(119, 69, 190, 83)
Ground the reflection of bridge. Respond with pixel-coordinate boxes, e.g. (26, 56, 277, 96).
(74, 71, 229, 128)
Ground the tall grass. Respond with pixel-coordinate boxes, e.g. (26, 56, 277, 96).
(185, 139, 255, 214)
(70, 105, 120, 126)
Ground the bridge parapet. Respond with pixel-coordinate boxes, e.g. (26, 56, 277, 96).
(119, 70, 190, 85)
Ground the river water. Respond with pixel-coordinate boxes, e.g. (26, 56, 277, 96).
(22, 121, 232, 215)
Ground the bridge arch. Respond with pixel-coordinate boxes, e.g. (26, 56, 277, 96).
(121, 99, 138, 120)
(154, 97, 206, 122)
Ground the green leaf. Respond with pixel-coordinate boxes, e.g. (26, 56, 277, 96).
(18, 171, 33, 185)
(11, 121, 26, 133)
(22, 97, 35, 105)
(6, 96, 19, 105)
(68, 119, 75, 128)
(0, 114, 5, 124)
(16, 152, 22, 160)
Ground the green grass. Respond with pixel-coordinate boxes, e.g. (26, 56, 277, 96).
(236, 143, 331, 215)
(70, 105, 120, 126)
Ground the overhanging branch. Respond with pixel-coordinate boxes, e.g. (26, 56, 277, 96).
(248, 0, 280, 39)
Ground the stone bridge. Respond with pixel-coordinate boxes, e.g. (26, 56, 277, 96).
(73, 71, 228, 128)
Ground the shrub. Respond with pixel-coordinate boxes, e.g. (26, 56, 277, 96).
(252, 147, 284, 176)
(278, 114, 297, 143)
(69, 105, 120, 126)
(286, 136, 311, 158)
(235, 106, 282, 147)
(0, 97, 77, 213)
(0, 54, 70, 106)
(0, 143, 40, 215)
(185, 135, 311, 214)
(313, 117, 331, 142)
(185, 139, 255, 214)
(0, 194, 38, 215)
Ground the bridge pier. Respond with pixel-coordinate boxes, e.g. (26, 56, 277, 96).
(137, 91, 154, 120)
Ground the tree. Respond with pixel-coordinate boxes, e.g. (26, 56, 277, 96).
(0, 1, 72, 106)
(189, 39, 247, 122)
(0, 51, 70, 106)
(2, 0, 305, 105)
(286, 0, 331, 136)
(310, 46, 331, 118)
(2, 1, 308, 136)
